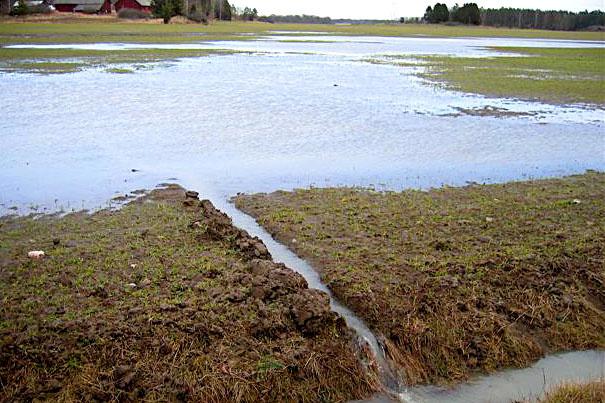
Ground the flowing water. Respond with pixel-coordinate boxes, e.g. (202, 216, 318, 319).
(1, 34, 604, 401)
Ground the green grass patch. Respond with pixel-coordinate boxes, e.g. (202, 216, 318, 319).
(0, 20, 603, 46)
(0, 47, 238, 74)
(105, 67, 134, 74)
(409, 47, 605, 105)
(235, 172, 605, 385)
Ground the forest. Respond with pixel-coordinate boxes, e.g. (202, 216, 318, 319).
(423, 3, 605, 31)
(480, 8, 605, 31)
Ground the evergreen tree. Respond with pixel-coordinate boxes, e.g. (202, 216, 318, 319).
(451, 3, 480, 25)
(151, 0, 182, 23)
(433, 3, 449, 23)
(423, 6, 434, 23)
(213, 0, 231, 20)
(424, 3, 450, 24)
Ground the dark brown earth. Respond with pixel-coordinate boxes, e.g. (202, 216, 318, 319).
(234, 172, 605, 385)
(0, 186, 377, 402)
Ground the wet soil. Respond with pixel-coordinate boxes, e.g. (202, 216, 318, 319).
(0, 185, 377, 402)
(234, 171, 605, 386)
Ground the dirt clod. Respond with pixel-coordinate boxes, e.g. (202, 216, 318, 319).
(0, 186, 376, 401)
(235, 172, 605, 385)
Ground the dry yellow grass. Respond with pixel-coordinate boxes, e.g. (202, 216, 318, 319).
(541, 379, 605, 403)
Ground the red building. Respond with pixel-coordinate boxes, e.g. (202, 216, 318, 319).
(54, 0, 112, 13)
(113, 0, 151, 13)
(54, 0, 151, 13)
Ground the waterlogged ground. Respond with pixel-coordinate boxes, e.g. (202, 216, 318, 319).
(1, 30, 604, 402)
(0, 34, 604, 215)
(234, 172, 605, 386)
(0, 186, 374, 401)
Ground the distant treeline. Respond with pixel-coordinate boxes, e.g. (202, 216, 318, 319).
(258, 14, 332, 24)
(258, 14, 393, 25)
(424, 3, 481, 25)
(480, 8, 605, 31)
(422, 3, 605, 31)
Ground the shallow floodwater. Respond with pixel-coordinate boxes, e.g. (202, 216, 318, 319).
(1, 35, 604, 214)
(1, 34, 604, 401)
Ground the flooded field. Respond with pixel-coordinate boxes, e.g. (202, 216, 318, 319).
(1, 34, 604, 215)
(1, 32, 604, 402)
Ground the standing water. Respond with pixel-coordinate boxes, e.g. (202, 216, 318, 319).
(1, 34, 604, 401)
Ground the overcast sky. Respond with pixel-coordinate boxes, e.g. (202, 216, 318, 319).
(237, 1, 604, 20)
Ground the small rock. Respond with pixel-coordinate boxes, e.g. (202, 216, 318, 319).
(291, 238, 298, 244)
(130, 264, 137, 269)
(485, 217, 494, 223)
(28, 251, 45, 259)
(572, 199, 581, 205)
(127, 283, 137, 289)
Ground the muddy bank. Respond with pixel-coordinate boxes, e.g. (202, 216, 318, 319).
(0, 185, 377, 401)
(234, 171, 605, 386)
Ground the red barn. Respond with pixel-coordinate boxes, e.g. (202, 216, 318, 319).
(54, 0, 112, 13)
(114, 0, 151, 13)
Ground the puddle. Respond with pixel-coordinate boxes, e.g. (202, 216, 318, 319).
(410, 350, 604, 402)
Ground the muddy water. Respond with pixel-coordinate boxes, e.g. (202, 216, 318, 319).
(1, 34, 604, 401)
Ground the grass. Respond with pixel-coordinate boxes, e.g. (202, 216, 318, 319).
(541, 379, 605, 402)
(105, 67, 134, 74)
(0, 19, 603, 46)
(0, 47, 239, 74)
(0, 185, 376, 401)
(234, 172, 605, 385)
(403, 47, 605, 106)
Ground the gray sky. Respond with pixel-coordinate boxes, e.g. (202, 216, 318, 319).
(236, 1, 604, 20)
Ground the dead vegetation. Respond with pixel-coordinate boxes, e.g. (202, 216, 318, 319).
(541, 379, 605, 403)
(0, 185, 376, 401)
(234, 171, 605, 385)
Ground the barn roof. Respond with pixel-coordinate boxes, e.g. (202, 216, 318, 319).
(53, 0, 150, 6)
(53, 0, 103, 5)
(73, 3, 103, 10)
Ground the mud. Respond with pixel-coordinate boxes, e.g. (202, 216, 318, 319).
(0, 186, 376, 402)
(234, 172, 605, 386)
